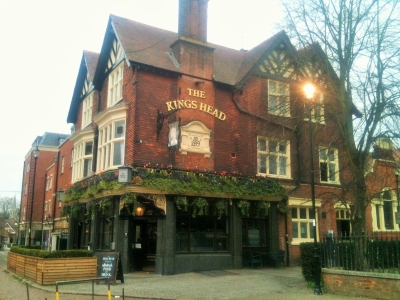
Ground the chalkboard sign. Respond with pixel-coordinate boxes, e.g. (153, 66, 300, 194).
(96, 252, 119, 283)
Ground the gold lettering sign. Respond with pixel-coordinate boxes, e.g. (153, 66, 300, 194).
(165, 100, 226, 121)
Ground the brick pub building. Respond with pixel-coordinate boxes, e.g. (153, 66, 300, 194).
(18, 0, 400, 275)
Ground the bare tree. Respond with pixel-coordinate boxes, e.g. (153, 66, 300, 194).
(280, 0, 400, 269)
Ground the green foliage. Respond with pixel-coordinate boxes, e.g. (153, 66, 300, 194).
(237, 200, 250, 216)
(121, 193, 139, 216)
(300, 242, 319, 281)
(10, 246, 93, 258)
(192, 197, 209, 218)
(175, 196, 188, 212)
(215, 200, 228, 219)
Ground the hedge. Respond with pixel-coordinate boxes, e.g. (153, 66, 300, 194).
(10, 246, 93, 258)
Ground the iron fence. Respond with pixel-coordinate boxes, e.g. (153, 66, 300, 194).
(320, 231, 400, 273)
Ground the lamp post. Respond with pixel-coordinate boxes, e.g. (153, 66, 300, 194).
(28, 143, 40, 247)
(395, 166, 400, 225)
(304, 83, 322, 295)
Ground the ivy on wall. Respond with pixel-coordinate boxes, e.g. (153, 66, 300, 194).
(62, 167, 288, 203)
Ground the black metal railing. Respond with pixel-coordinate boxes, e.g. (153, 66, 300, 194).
(320, 232, 400, 273)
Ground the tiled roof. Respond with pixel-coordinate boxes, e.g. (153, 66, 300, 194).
(84, 50, 100, 81)
(37, 132, 69, 147)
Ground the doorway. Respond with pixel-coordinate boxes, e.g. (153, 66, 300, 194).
(130, 219, 157, 272)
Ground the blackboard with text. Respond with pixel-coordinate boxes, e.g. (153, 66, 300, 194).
(96, 252, 119, 283)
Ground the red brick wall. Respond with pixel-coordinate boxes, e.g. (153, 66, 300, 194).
(323, 269, 400, 300)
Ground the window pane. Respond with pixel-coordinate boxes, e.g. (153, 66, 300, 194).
(320, 162, 328, 181)
(292, 222, 298, 238)
(309, 223, 314, 239)
(258, 139, 266, 151)
(300, 208, 307, 219)
(328, 150, 335, 161)
(319, 149, 326, 160)
(85, 142, 93, 155)
(83, 158, 92, 177)
(309, 208, 315, 219)
(279, 143, 286, 154)
(376, 205, 381, 230)
(329, 163, 336, 181)
(269, 141, 277, 153)
(300, 223, 307, 238)
(384, 200, 394, 230)
(279, 157, 286, 175)
(259, 154, 267, 173)
(269, 156, 277, 174)
(115, 121, 125, 138)
(113, 141, 124, 165)
(292, 208, 298, 219)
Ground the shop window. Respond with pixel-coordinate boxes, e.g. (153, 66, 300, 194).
(268, 79, 290, 116)
(97, 203, 113, 250)
(176, 200, 228, 252)
(257, 137, 290, 178)
(319, 147, 339, 184)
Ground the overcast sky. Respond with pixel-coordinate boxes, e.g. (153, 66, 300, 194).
(0, 0, 284, 204)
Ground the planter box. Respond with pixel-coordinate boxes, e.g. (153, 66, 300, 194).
(322, 268, 400, 300)
(7, 252, 97, 285)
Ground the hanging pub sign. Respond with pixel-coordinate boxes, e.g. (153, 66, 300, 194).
(168, 121, 179, 147)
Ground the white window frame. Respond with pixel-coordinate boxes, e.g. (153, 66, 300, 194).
(61, 156, 65, 174)
(268, 79, 290, 117)
(107, 63, 124, 107)
(289, 198, 321, 245)
(257, 137, 290, 178)
(319, 147, 339, 184)
(372, 189, 400, 231)
(97, 120, 126, 171)
(82, 92, 93, 129)
(72, 140, 94, 182)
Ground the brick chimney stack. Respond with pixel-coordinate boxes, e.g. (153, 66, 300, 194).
(178, 0, 209, 43)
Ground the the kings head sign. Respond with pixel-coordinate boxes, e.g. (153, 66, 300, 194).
(165, 88, 226, 121)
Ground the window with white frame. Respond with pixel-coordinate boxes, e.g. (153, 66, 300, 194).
(257, 137, 290, 177)
(72, 140, 93, 182)
(107, 63, 124, 107)
(46, 176, 50, 191)
(97, 120, 125, 171)
(373, 190, 399, 231)
(49, 176, 53, 190)
(292, 207, 316, 243)
(82, 92, 93, 128)
(268, 79, 290, 116)
(319, 147, 339, 183)
(304, 91, 324, 123)
(61, 156, 65, 174)
(24, 183, 28, 195)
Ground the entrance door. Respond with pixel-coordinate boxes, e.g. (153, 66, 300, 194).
(129, 219, 157, 272)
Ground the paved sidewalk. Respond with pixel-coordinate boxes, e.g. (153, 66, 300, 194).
(12, 266, 374, 300)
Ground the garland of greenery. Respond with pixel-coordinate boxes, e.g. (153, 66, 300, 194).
(215, 200, 228, 219)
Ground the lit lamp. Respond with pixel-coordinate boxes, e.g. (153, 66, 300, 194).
(136, 205, 146, 216)
(303, 83, 322, 295)
(118, 166, 132, 184)
(28, 143, 40, 247)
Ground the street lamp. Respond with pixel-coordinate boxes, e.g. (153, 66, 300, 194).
(303, 83, 322, 295)
(28, 143, 40, 247)
(395, 165, 400, 225)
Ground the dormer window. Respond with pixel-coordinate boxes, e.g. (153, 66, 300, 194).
(268, 80, 290, 117)
(107, 63, 124, 107)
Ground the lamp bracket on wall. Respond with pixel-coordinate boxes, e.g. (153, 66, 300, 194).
(157, 109, 181, 140)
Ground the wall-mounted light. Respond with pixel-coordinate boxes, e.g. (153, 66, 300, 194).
(45, 214, 53, 225)
(136, 205, 146, 217)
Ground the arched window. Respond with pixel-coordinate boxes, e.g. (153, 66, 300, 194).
(383, 191, 394, 230)
(373, 189, 399, 231)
